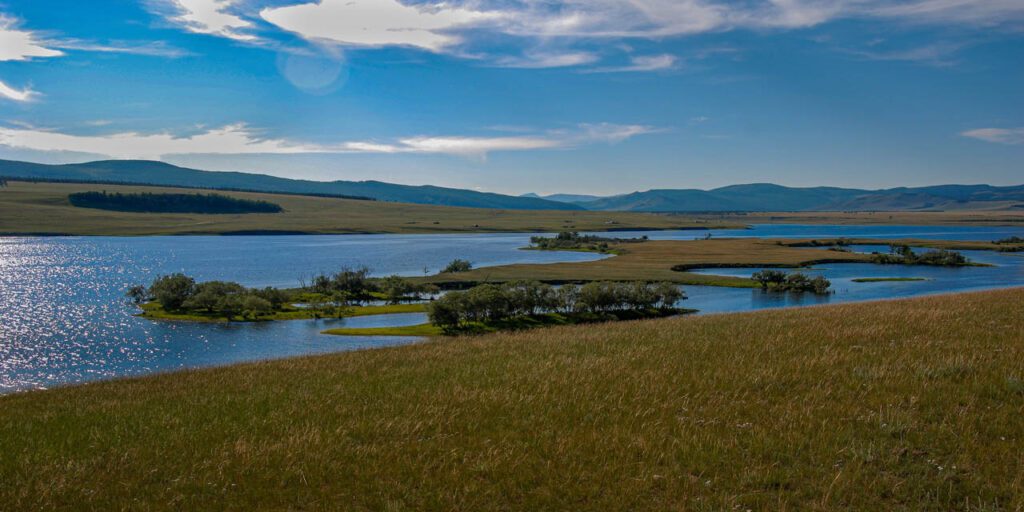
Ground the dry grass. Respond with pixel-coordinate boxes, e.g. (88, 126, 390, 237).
(0, 181, 732, 235)
(708, 210, 1024, 226)
(424, 238, 875, 287)
(2, 288, 1023, 510)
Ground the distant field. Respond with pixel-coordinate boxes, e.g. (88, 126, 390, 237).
(2, 288, 1022, 510)
(0, 181, 728, 236)
(709, 210, 1024, 226)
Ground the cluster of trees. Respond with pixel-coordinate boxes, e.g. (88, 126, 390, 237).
(871, 244, 969, 266)
(128, 274, 288, 320)
(305, 267, 436, 304)
(529, 232, 647, 252)
(751, 270, 831, 294)
(995, 236, 1024, 244)
(69, 191, 283, 214)
(428, 281, 684, 332)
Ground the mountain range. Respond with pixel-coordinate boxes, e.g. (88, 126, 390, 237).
(2, 158, 1022, 212)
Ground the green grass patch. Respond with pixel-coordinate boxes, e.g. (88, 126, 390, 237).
(321, 323, 442, 337)
(852, 277, 929, 283)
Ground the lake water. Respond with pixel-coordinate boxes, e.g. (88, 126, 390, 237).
(2, 225, 1023, 393)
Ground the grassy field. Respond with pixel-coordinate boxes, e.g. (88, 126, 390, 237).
(2, 288, 1023, 510)
(0, 181, 733, 235)
(708, 210, 1024, 226)
(423, 238, 877, 288)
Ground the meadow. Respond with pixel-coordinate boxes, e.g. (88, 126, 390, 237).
(1, 288, 1022, 510)
(0, 181, 731, 235)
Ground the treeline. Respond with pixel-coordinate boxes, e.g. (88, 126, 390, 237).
(304, 267, 437, 305)
(4, 176, 374, 201)
(995, 236, 1024, 244)
(529, 231, 648, 253)
(70, 191, 284, 214)
(751, 270, 831, 294)
(428, 281, 684, 332)
(871, 244, 969, 266)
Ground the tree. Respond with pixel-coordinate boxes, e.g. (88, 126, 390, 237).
(125, 285, 149, 305)
(380, 275, 416, 304)
(427, 295, 463, 333)
(751, 270, 787, 290)
(242, 295, 274, 319)
(653, 282, 684, 309)
(442, 259, 473, 273)
(149, 273, 196, 311)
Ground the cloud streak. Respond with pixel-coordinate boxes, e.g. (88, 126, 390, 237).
(163, 0, 257, 41)
(0, 122, 658, 159)
(961, 127, 1024, 146)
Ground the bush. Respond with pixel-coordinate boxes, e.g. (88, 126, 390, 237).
(442, 259, 473, 273)
(752, 270, 831, 294)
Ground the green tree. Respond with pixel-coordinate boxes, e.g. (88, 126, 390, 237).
(442, 259, 473, 273)
(242, 295, 274, 319)
(149, 273, 196, 311)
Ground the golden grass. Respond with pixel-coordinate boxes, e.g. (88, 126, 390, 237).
(423, 238, 875, 287)
(3, 288, 1023, 510)
(0, 181, 733, 235)
(707, 210, 1024, 226)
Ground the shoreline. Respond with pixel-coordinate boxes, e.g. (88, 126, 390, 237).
(6, 284, 1023, 397)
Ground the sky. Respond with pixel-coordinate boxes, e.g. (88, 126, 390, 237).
(0, 0, 1021, 196)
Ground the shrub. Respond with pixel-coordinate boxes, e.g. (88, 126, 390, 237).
(442, 259, 473, 273)
(148, 273, 196, 311)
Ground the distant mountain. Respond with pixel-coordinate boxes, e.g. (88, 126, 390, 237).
(576, 183, 1024, 212)
(0, 159, 581, 211)
(521, 193, 604, 204)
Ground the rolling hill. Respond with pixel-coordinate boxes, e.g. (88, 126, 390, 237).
(575, 183, 1024, 212)
(0, 159, 580, 211)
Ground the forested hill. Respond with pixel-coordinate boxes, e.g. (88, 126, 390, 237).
(0, 159, 580, 211)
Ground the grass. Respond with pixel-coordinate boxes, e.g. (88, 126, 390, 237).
(138, 302, 427, 322)
(2, 288, 1023, 510)
(707, 210, 1024, 226)
(422, 238, 878, 288)
(0, 181, 736, 236)
(852, 277, 929, 283)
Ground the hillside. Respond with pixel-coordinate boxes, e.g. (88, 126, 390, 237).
(2, 288, 1023, 510)
(577, 183, 1024, 212)
(0, 180, 722, 236)
(0, 159, 579, 211)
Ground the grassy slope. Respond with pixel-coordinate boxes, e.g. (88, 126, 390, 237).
(2, 288, 1023, 510)
(711, 210, 1024, 226)
(423, 238, 876, 288)
(0, 181, 730, 236)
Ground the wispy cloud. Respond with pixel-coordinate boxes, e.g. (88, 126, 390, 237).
(584, 54, 678, 73)
(961, 127, 1024, 146)
(0, 122, 659, 159)
(54, 39, 193, 59)
(0, 81, 39, 103)
(494, 51, 599, 69)
(0, 15, 62, 102)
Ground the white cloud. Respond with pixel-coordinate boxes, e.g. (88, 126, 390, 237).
(961, 127, 1024, 146)
(0, 15, 63, 61)
(261, 0, 501, 51)
(55, 39, 192, 58)
(165, 0, 257, 41)
(0, 80, 39, 102)
(494, 51, 599, 69)
(584, 54, 678, 73)
(0, 122, 657, 159)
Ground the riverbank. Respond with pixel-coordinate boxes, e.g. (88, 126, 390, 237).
(137, 301, 428, 322)
(2, 287, 1022, 510)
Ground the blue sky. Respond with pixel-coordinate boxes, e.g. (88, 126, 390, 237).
(0, 0, 1021, 195)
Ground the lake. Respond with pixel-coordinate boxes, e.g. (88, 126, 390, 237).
(2, 225, 1023, 393)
